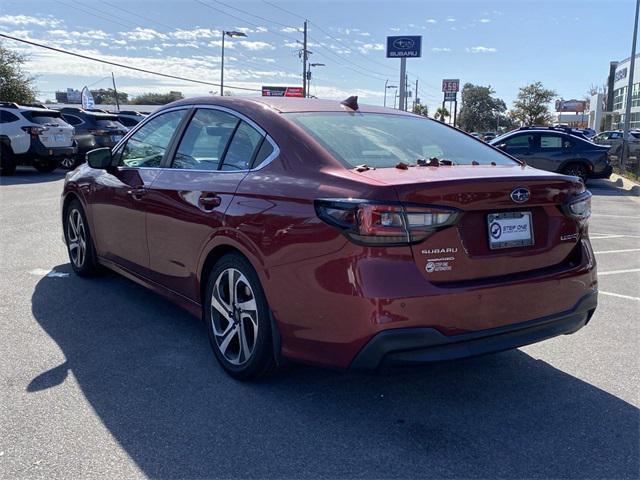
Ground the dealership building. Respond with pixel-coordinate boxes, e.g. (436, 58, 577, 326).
(590, 53, 640, 131)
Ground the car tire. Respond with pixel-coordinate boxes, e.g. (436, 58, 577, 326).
(64, 199, 99, 277)
(562, 163, 588, 184)
(0, 145, 16, 176)
(59, 155, 80, 170)
(34, 159, 59, 173)
(204, 253, 276, 380)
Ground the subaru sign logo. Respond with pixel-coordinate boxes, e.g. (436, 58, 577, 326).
(510, 188, 530, 203)
(393, 38, 415, 50)
(386, 35, 422, 58)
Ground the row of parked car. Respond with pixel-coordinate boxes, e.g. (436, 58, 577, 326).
(0, 102, 147, 175)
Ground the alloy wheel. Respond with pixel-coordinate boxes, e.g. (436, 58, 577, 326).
(210, 268, 259, 365)
(60, 157, 76, 169)
(67, 209, 87, 268)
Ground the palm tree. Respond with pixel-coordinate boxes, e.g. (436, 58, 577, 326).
(435, 107, 450, 123)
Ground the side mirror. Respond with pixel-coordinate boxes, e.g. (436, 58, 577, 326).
(86, 147, 113, 169)
(496, 143, 508, 152)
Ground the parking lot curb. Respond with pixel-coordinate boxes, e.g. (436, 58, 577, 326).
(608, 174, 640, 197)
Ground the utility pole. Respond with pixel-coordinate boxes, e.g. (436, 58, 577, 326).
(398, 58, 406, 111)
(413, 78, 419, 111)
(384, 79, 388, 107)
(302, 20, 308, 97)
(220, 30, 247, 96)
(111, 72, 120, 111)
(621, 0, 639, 171)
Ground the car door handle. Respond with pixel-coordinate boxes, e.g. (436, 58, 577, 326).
(127, 187, 148, 200)
(198, 192, 221, 210)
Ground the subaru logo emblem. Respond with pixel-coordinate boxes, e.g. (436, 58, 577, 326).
(393, 38, 415, 50)
(510, 187, 530, 203)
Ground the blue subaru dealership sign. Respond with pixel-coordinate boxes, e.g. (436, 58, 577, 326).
(386, 36, 422, 58)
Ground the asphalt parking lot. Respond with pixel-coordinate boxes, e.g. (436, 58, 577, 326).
(1, 169, 638, 479)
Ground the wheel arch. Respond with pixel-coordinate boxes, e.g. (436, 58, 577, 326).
(559, 158, 592, 173)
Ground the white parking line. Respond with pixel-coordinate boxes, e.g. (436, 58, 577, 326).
(591, 214, 640, 218)
(598, 268, 640, 276)
(594, 248, 640, 254)
(599, 291, 640, 302)
(590, 234, 640, 239)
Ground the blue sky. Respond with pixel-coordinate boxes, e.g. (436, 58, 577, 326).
(0, 0, 636, 112)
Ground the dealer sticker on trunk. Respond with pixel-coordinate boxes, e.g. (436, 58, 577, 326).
(487, 211, 534, 249)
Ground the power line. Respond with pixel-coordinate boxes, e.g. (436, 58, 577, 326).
(261, 0, 306, 21)
(0, 32, 261, 92)
(212, 0, 298, 30)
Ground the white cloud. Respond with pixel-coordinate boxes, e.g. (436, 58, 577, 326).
(389, 27, 401, 32)
(359, 32, 371, 37)
(0, 15, 61, 28)
(237, 40, 274, 51)
(467, 46, 497, 53)
(255, 26, 268, 33)
(432, 47, 451, 52)
(170, 28, 219, 40)
(479, 18, 491, 23)
(124, 28, 168, 41)
(358, 43, 384, 54)
(426, 18, 437, 24)
(446, 18, 456, 22)
(48, 29, 110, 40)
(113, 39, 127, 45)
(280, 26, 300, 33)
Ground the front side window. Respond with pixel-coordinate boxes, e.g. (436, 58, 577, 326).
(286, 112, 517, 167)
(118, 110, 186, 168)
(222, 121, 263, 171)
(172, 109, 238, 171)
(0, 111, 19, 123)
(504, 134, 535, 149)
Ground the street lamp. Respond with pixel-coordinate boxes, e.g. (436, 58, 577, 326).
(220, 30, 247, 96)
(383, 79, 398, 107)
(307, 63, 325, 97)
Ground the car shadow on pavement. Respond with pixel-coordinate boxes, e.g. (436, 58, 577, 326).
(587, 179, 635, 197)
(31, 264, 639, 479)
(0, 168, 66, 186)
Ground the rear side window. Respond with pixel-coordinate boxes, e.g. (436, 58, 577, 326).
(0, 111, 19, 123)
(222, 121, 263, 171)
(118, 117, 139, 127)
(118, 110, 186, 168)
(30, 115, 64, 126)
(540, 134, 571, 149)
(172, 109, 238, 171)
(252, 138, 275, 168)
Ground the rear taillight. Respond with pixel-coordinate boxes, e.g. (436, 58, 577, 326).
(562, 191, 591, 226)
(315, 199, 460, 246)
(21, 126, 48, 137)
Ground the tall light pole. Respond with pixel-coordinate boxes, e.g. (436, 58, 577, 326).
(220, 30, 247, 96)
(383, 82, 397, 107)
(621, 0, 639, 171)
(307, 63, 325, 97)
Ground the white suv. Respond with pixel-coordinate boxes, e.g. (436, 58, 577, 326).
(0, 103, 77, 175)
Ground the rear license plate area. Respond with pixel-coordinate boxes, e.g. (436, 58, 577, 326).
(487, 211, 534, 249)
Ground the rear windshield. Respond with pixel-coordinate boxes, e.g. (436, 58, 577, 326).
(285, 112, 517, 167)
(96, 119, 123, 129)
(30, 115, 66, 126)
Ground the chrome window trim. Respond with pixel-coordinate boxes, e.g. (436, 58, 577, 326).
(113, 104, 280, 173)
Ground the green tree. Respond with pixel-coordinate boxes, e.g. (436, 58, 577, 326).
(435, 106, 450, 122)
(132, 91, 184, 105)
(458, 83, 507, 132)
(511, 81, 556, 126)
(0, 44, 37, 104)
(412, 103, 428, 117)
(90, 88, 128, 105)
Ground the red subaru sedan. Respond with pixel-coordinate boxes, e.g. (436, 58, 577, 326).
(61, 96, 597, 379)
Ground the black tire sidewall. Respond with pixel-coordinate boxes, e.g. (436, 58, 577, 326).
(563, 163, 588, 183)
(204, 253, 274, 380)
(64, 200, 98, 276)
(0, 145, 16, 175)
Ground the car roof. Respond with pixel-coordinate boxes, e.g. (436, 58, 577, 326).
(165, 95, 411, 115)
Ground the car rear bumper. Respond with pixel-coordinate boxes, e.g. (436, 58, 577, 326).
(590, 164, 613, 179)
(31, 141, 77, 159)
(350, 291, 597, 369)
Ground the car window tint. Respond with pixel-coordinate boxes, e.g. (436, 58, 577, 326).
(30, 115, 64, 126)
(610, 132, 622, 139)
(172, 109, 238, 171)
(222, 121, 263, 171)
(286, 112, 517, 167)
(96, 119, 122, 129)
(504, 134, 534, 148)
(0, 111, 19, 123)
(119, 117, 138, 127)
(118, 110, 186, 168)
(539, 135, 563, 149)
(62, 114, 83, 126)
(252, 138, 275, 168)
